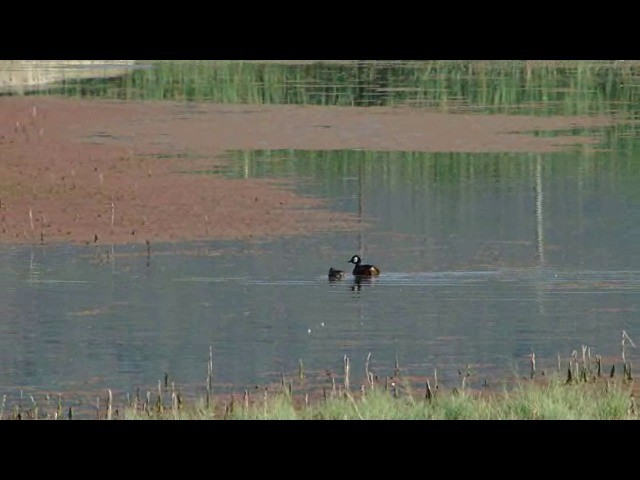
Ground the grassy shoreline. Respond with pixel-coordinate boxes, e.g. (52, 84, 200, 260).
(3, 346, 637, 420)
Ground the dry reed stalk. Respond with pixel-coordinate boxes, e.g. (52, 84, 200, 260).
(365, 352, 372, 387)
(107, 389, 113, 420)
(263, 388, 268, 418)
(298, 359, 304, 381)
(156, 380, 163, 413)
(343, 355, 350, 392)
(580, 367, 588, 383)
(30, 396, 38, 420)
(40, 214, 45, 244)
(425, 379, 433, 402)
(172, 392, 179, 419)
(622, 330, 636, 364)
(29, 208, 34, 230)
(229, 394, 235, 417)
(207, 345, 213, 407)
(530, 350, 536, 379)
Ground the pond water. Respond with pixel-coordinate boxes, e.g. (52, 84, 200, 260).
(2, 61, 640, 418)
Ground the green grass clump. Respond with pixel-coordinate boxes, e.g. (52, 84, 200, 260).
(119, 373, 637, 420)
(5, 342, 638, 421)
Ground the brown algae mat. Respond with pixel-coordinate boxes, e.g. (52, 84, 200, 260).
(0, 96, 613, 246)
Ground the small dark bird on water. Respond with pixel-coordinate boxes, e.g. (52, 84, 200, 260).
(348, 255, 381, 276)
(328, 267, 346, 281)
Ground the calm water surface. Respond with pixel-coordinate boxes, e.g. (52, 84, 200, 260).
(2, 61, 640, 418)
(2, 151, 640, 417)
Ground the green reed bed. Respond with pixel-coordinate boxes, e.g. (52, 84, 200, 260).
(10, 60, 640, 153)
(23, 60, 640, 117)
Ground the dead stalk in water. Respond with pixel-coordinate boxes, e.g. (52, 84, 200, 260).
(622, 330, 636, 364)
(365, 352, 372, 385)
(157, 380, 163, 413)
(343, 355, 350, 391)
(207, 345, 213, 408)
(530, 349, 536, 379)
(107, 389, 113, 420)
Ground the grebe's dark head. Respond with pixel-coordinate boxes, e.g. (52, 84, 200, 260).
(348, 255, 361, 265)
